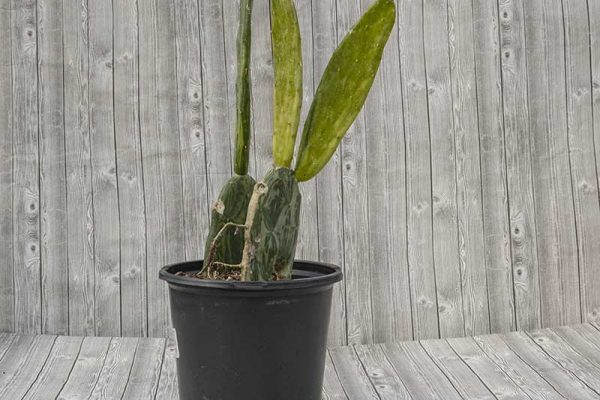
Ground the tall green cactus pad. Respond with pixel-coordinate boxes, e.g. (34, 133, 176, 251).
(203, 175, 256, 270)
(294, 0, 396, 181)
(241, 168, 301, 281)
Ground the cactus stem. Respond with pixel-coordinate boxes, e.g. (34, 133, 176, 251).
(202, 222, 247, 277)
(240, 182, 269, 281)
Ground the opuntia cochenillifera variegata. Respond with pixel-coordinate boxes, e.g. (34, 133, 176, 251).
(200, 0, 396, 281)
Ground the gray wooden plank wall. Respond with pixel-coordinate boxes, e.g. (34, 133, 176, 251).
(0, 0, 599, 345)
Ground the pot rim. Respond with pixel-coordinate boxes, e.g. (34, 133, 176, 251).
(159, 259, 343, 292)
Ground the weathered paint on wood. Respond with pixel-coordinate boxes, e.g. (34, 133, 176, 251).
(0, 0, 599, 345)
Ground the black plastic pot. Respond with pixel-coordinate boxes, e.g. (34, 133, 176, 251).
(159, 260, 343, 400)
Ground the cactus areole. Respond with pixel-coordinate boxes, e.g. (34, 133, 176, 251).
(196, 0, 396, 282)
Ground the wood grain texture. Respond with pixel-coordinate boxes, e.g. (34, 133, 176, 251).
(502, 330, 600, 399)
(527, 328, 600, 392)
(1, 0, 600, 345)
(56, 336, 111, 400)
(448, 0, 491, 337)
(0, 335, 56, 399)
(0, 0, 14, 334)
(523, 0, 581, 328)
(174, 0, 210, 264)
(38, 0, 68, 335)
(120, 337, 165, 399)
(114, 0, 148, 337)
(199, 0, 232, 204)
(398, 0, 439, 340)
(88, 0, 121, 336)
(328, 346, 379, 399)
(364, 0, 412, 343)
(472, 0, 515, 334)
(498, 0, 541, 331)
(311, 0, 347, 347)
(420, 339, 496, 400)
(562, 0, 600, 324)
(423, 0, 465, 338)
(337, 0, 374, 345)
(447, 336, 531, 399)
(139, 0, 185, 338)
(63, 0, 95, 337)
(88, 337, 138, 399)
(12, 0, 41, 334)
(322, 352, 349, 400)
(354, 344, 412, 399)
(22, 336, 83, 400)
(382, 341, 462, 399)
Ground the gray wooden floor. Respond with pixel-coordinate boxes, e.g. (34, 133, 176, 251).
(2, 324, 600, 399)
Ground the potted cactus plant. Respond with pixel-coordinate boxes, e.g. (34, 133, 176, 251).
(159, 0, 396, 399)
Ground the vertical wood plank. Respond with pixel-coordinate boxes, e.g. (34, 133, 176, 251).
(63, 0, 95, 336)
(139, 0, 186, 337)
(398, 0, 439, 340)
(0, 0, 14, 333)
(591, 0, 600, 220)
(311, 0, 347, 346)
(38, 0, 68, 335)
(294, 0, 319, 262)
(12, 0, 41, 334)
(523, 0, 580, 327)
(423, 0, 465, 338)
(337, 0, 373, 345)
(22, 336, 84, 400)
(88, 0, 120, 337)
(114, 0, 147, 337)
(498, 0, 541, 331)
(448, 0, 491, 336)
(174, 0, 210, 262)
(562, 0, 600, 324)
(472, 0, 515, 333)
(363, 0, 412, 343)
(249, 0, 273, 178)
(198, 0, 232, 203)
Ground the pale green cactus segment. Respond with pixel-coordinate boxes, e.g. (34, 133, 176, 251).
(234, 0, 254, 175)
(202, 175, 256, 273)
(271, 0, 303, 168)
(240, 167, 301, 281)
(294, 0, 396, 181)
